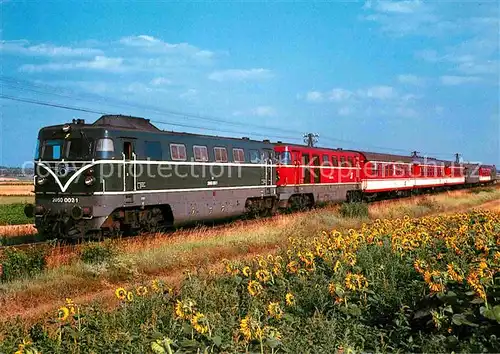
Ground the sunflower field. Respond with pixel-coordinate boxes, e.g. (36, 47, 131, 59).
(2, 210, 499, 353)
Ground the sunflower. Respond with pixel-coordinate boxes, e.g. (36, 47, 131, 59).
(267, 302, 284, 320)
(115, 287, 127, 300)
(239, 314, 262, 341)
(333, 260, 342, 273)
(255, 269, 271, 283)
(127, 291, 134, 302)
(286, 261, 299, 274)
(175, 299, 197, 319)
(190, 312, 209, 335)
(151, 279, 161, 292)
(136, 285, 148, 296)
(57, 306, 70, 321)
(66, 298, 76, 314)
(285, 293, 295, 306)
(446, 264, 463, 283)
(328, 282, 337, 296)
(247, 280, 263, 297)
(345, 273, 357, 291)
(242, 266, 252, 277)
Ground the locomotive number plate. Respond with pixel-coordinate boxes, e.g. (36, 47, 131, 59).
(52, 197, 80, 203)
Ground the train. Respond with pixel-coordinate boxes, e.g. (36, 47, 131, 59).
(24, 114, 497, 239)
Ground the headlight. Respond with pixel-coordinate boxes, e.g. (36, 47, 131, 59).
(84, 176, 96, 186)
(37, 177, 47, 185)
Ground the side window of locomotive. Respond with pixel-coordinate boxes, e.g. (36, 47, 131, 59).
(249, 149, 260, 163)
(96, 138, 115, 159)
(347, 157, 354, 167)
(340, 156, 346, 167)
(41, 139, 63, 160)
(233, 148, 245, 163)
(214, 147, 228, 163)
(170, 143, 187, 161)
(193, 145, 209, 162)
(332, 156, 338, 167)
(145, 141, 162, 160)
(322, 154, 330, 166)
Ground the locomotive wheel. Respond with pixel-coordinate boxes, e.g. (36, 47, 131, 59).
(140, 207, 166, 234)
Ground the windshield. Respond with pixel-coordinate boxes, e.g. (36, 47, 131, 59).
(39, 138, 92, 160)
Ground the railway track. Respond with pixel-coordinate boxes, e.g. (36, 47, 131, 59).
(1, 184, 498, 251)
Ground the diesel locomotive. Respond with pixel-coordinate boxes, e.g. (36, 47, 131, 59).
(25, 114, 496, 239)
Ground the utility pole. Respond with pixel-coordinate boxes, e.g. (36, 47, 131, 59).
(455, 153, 461, 164)
(303, 133, 319, 147)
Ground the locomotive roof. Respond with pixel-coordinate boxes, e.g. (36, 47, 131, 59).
(93, 115, 161, 132)
(91, 115, 273, 145)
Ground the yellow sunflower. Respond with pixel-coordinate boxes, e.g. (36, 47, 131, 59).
(247, 280, 263, 297)
(255, 269, 271, 283)
(242, 266, 252, 277)
(285, 293, 295, 306)
(127, 291, 134, 302)
(57, 306, 70, 321)
(191, 312, 209, 335)
(267, 302, 284, 320)
(115, 287, 127, 300)
(136, 285, 148, 296)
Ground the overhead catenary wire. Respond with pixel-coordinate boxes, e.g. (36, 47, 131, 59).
(0, 76, 460, 158)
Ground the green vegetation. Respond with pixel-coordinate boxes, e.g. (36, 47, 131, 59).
(0, 246, 49, 282)
(1, 211, 499, 353)
(339, 202, 369, 218)
(0, 203, 33, 225)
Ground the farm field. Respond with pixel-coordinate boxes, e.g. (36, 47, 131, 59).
(0, 186, 499, 353)
(0, 181, 33, 196)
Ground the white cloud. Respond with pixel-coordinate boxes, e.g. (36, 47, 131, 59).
(19, 56, 124, 73)
(0, 40, 103, 57)
(440, 75, 482, 86)
(208, 68, 273, 82)
(150, 77, 172, 86)
(398, 74, 426, 86)
(305, 91, 324, 102)
(119, 35, 214, 59)
(370, 0, 423, 14)
(359, 85, 397, 99)
(328, 88, 353, 102)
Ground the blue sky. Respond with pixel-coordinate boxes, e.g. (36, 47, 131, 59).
(1, 0, 498, 167)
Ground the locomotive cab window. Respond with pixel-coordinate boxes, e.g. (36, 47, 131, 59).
(322, 155, 331, 166)
(347, 157, 354, 167)
(249, 150, 261, 163)
(233, 148, 245, 163)
(65, 137, 93, 160)
(193, 145, 209, 162)
(279, 151, 291, 165)
(214, 147, 228, 162)
(41, 139, 63, 160)
(332, 156, 339, 167)
(170, 143, 187, 161)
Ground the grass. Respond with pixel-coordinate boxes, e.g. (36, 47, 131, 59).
(0, 203, 34, 226)
(0, 186, 498, 322)
(1, 210, 499, 353)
